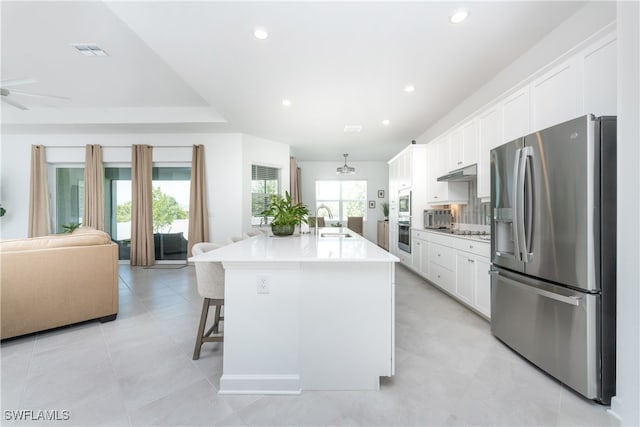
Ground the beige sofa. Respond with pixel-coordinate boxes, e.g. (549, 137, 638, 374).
(1, 228, 119, 339)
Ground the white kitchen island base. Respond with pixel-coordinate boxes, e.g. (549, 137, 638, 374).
(190, 229, 398, 394)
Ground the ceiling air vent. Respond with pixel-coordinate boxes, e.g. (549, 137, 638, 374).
(71, 44, 109, 57)
(343, 125, 362, 133)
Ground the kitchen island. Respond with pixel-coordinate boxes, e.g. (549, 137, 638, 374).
(190, 227, 398, 394)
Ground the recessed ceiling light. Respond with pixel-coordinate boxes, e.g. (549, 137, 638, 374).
(71, 44, 108, 57)
(282, 99, 292, 107)
(254, 27, 269, 40)
(404, 85, 415, 93)
(382, 119, 391, 126)
(450, 8, 469, 24)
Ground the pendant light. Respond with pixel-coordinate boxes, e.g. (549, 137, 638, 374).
(336, 153, 356, 175)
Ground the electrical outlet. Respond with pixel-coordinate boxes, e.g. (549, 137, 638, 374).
(256, 275, 270, 294)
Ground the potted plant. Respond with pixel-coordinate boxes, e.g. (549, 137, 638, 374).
(261, 191, 310, 236)
(61, 222, 82, 233)
(382, 202, 389, 220)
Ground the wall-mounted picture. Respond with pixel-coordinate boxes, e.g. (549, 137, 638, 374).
(368, 200, 376, 209)
(377, 190, 385, 198)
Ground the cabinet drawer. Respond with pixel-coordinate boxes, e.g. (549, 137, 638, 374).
(412, 229, 429, 241)
(453, 238, 490, 258)
(430, 262, 455, 294)
(428, 242, 456, 271)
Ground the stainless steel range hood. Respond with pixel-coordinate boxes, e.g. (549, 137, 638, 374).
(437, 164, 477, 182)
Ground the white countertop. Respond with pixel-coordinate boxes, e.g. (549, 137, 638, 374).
(190, 227, 400, 263)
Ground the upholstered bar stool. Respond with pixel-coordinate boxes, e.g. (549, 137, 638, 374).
(347, 216, 363, 235)
(192, 242, 225, 360)
(228, 235, 246, 244)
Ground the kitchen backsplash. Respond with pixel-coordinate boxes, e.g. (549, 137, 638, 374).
(451, 179, 491, 225)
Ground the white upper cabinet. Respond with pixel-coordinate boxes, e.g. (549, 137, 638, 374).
(580, 33, 617, 116)
(448, 120, 478, 171)
(449, 129, 463, 170)
(531, 58, 579, 131)
(501, 87, 530, 144)
(426, 138, 467, 205)
(477, 106, 501, 199)
(462, 120, 479, 166)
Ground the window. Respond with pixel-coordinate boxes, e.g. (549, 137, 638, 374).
(106, 166, 191, 261)
(315, 180, 367, 221)
(252, 165, 280, 225)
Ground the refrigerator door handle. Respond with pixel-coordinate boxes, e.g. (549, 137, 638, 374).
(512, 148, 523, 262)
(498, 271, 582, 306)
(522, 146, 534, 262)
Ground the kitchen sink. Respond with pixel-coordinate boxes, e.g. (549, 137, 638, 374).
(320, 232, 353, 238)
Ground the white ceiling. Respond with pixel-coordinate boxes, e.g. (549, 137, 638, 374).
(1, 1, 587, 161)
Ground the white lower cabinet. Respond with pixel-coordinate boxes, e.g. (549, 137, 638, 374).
(412, 238, 429, 278)
(407, 229, 491, 319)
(455, 253, 475, 305)
(474, 258, 491, 318)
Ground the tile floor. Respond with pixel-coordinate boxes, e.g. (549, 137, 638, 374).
(1, 264, 619, 426)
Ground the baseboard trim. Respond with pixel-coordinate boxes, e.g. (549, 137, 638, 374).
(218, 374, 301, 395)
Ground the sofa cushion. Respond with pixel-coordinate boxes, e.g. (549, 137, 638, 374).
(0, 229, 112, 252)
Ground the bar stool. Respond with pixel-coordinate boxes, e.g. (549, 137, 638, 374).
(228, 235, 246, 244)
(347, 216, 363, 235)
(192, 242, 225, 360)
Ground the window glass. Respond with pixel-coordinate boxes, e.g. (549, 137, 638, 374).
(55, 168, 84, 233)
(252, 165, 280, 225)
(315, 180, 367, 222)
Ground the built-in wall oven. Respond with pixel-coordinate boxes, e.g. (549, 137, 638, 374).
(398, 190, 412, 253)
(398, 220, 411, 253)
(398, 190, 411, 217)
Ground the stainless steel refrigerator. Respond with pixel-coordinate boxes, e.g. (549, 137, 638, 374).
(490, 114, 616, 404)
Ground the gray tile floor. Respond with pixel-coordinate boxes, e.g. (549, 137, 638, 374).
(1, 264, 619, 426)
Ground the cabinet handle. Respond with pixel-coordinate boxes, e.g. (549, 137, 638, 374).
(437, 274, 441, 278)
(469, 245, 474, 249)
(434, 196, 438, 199)
(437, 253, 441, 257)
(458, 161, 462, 165)
(467, 259, 475, 263)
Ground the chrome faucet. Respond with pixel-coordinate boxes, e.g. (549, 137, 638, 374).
(315, 204, 333, 234)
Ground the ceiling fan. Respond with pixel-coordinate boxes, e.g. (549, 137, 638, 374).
(1, 79, 70, 110)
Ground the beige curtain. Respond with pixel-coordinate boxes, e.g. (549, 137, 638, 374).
(187, 145, 210, 257)
(28, 145, 50, 237)
(290, 156, 301, 205)
(130, 145, 155, 266)
(83, 144, 105, 230)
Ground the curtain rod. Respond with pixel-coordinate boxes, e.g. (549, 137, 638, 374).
(45, 145, 194, 149)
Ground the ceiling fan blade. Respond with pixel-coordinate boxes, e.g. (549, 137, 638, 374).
(0, 78, 37, 88)
(1, 96, 29, 110)
(9, 90, 70, 101)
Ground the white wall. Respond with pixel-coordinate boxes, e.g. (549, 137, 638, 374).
(418, 1, 616, 143)
(611, 1, 640, 425)
(241, 133, 291, 235)
(0, 133, 289, 245)
(297, 161, 388, 243)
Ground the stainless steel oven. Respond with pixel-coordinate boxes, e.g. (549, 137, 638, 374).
(398, 190, 411, 217)
(398, 220, 411, 253)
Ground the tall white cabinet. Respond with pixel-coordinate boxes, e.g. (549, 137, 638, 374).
(388, 144, 427, 257)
